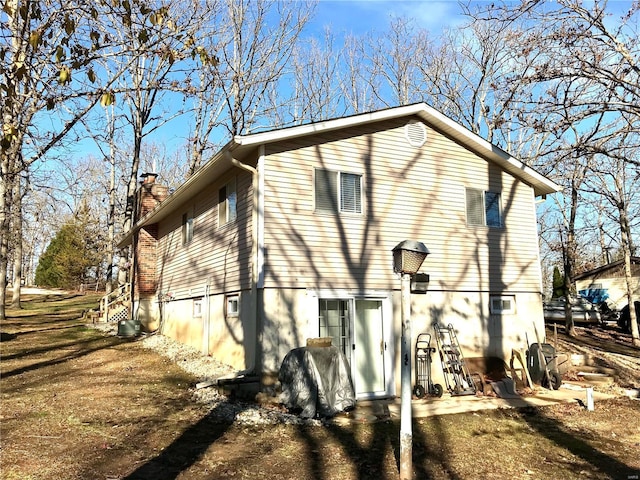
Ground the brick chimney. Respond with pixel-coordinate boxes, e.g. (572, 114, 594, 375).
(137, 173, 168, 219)
(134, 173, 169, 328)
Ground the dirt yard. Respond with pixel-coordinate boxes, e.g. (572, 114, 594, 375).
(1, 292, 639, 480)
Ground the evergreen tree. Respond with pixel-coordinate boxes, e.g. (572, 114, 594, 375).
(552, 266, 565, 299)
(35, 211, 101, 289)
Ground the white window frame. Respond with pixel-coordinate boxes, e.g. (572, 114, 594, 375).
(315, 169, 362, 214)
(219, 177, 237, 227)
(466, 188, 502, 227)
(318, 299, 351, 357)
(193, 298, 203, 318)
(182, 211, 194, 245)
(490, 295, 516, 314)
(225, 294, 239, 317)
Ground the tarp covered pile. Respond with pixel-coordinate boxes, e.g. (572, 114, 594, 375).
(279, 346, 356, 418)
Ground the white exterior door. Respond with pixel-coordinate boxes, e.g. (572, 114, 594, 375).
(354, 299, 386, 397)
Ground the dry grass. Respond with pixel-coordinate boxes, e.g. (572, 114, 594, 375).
(1, 292, 639, 480)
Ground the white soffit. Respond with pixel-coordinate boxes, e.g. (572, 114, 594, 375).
(234, 103, 561, 197)
(120, 103, 560, 247)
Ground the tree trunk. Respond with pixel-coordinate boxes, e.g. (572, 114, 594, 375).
(10, 176, 22, 308)
(0, 152, 16, 321)
(105, 107, 116, 295)
(564, 184, 579, 337)
(618, 194, 639, 346)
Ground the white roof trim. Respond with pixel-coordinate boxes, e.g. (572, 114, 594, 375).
(234, 103, 561, 196)
(233, 104, 425, 146)
(118, 103, 560, 248)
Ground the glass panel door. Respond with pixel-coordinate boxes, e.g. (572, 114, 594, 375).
(318, 299, 350, 357)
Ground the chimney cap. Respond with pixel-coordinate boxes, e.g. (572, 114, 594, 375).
(140, 172, 158, 184)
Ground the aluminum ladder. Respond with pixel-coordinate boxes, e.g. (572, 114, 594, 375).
(433, 323, 477, 396)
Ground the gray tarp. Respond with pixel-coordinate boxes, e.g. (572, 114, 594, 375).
(278, 346, 356, 418)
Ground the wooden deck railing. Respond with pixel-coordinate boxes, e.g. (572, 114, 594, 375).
(99, 283, 131, 322)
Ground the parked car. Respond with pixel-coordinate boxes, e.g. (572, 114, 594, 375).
(543, 296, 602, 324)
(617, 301, 640, 333)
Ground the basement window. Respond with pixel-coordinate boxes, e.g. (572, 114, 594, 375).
(193, 298, 203, 318)
(226, 294, 239, 317)
(490, 295, 516, 314)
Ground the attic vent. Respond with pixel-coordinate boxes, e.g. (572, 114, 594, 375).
(405, 120, 427, 147)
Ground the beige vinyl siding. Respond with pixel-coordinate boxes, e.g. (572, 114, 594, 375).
(156, 168, 254, 297)
(262, 117, 542, 292)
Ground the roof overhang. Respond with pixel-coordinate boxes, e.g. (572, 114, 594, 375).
(575, 257, 640, 280)
(232, 103, 562, 197)
(117, 103, 561, 248)
(117, 144, 237, 248)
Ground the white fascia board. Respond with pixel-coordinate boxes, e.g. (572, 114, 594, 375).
(414, 106, 562, 197)
(233, 104, 429, 147)
(234, 103, 561, 197)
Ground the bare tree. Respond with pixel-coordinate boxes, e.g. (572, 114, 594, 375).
(362, 16, 432, 108)
(338, 34, 380, 115)
(1, 0, 137, 318)
(582, 131, 640, 345)
(467, 0, 639, 340)
(214, 0, 314, 136)
(183, 0, 314, 175)
(288, 28, 344, 123)
(98, 3, 209, 234)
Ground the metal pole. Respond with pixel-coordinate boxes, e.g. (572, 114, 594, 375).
(399, 272, 413, 480)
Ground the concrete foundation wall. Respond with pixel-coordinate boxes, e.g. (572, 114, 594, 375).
(154, 292, 254, 372)
(259, 287, 545, 394)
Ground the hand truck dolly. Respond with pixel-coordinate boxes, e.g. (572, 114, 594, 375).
(413, 333, 443, 398)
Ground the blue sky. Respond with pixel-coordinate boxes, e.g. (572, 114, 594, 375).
(64, 0, 474, 168)
(62, 0, 636, 170)
(311, 0, 638, 34)
(313, 0, 469, 34)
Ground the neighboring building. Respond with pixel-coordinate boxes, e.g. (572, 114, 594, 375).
(118, 103, 561, 399)
(576, 257, 640, 310)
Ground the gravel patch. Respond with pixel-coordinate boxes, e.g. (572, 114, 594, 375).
(91, 323, 320, 426)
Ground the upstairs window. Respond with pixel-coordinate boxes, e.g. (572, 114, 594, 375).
(219, 177, 237, 227)
(182, 211, 194, 245)
(466, 188, 502, 227)
(315, 169, 362, 214)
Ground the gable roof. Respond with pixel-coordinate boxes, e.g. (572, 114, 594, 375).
(118, 103, 561, 248)
(575, 257, 640, 280)
(232, 103, 561, 197)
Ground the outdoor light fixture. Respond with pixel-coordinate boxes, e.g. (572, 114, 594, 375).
(392, 240, 430, 480)
(411, 273, 430, 294)
(393, 240, 430, 274)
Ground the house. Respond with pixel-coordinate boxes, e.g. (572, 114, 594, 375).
(576, 257, 640, 310)
(117, 103, 561, 399)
